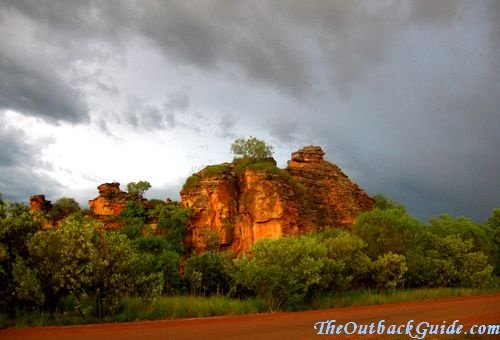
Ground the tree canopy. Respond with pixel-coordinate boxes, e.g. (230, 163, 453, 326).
(126, 181, 151, 199)
(230, 137, 273, 161)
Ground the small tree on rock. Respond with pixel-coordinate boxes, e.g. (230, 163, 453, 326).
(126, 181, 151, 199)
(230, 137, 273, 162)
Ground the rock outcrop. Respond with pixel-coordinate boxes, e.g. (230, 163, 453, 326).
(88, 182, 135, 228)
(29, 195, 53, 213)
(181, 146, 374, 255)
(287, 146, 374, 226)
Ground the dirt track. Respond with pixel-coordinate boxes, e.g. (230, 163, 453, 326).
(2, 294, 499, 339)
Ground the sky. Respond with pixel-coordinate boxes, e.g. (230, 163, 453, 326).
(0, 0, 499, 222)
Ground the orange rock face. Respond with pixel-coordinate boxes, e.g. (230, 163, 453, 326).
(88, 182, 132, 228)
(181, 146, 374, 255)
(88, 183, 129, 216)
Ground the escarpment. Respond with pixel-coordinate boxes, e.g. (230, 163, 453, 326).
(181, 146, 374, 255)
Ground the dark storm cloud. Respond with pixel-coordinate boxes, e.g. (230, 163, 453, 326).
(0, 119, 62, 202)
(0, 0, 498, 221)
(0, 54, 89, 124)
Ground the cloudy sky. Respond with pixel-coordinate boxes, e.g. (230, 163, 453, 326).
(0, 0, 498, 222)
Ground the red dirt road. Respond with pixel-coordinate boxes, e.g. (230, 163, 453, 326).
(2, 294, 499, 340)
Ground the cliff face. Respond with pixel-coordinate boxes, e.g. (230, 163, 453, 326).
(181, 146, 374, 255)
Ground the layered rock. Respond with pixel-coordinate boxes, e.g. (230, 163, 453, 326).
(287, 146, 374, 226)
(88, 182, 133, 228)
(181, 146, 374, 255)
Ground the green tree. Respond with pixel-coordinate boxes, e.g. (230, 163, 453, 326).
(156, 250, 182, 294)
(184, 252, 232, 296)
(0, 199, 40, 313)
(428, 214, 497, 270)
(353, 207, 421, 259)
(372, 252, 408, 290)
(148, 202, 191, 253)
(320, 229, 372, 288)
(51, 197, 81, 219)
(233, 236, 334, 311)
(93, 230, 163, 317)
(230, 136, 274, 161)
(372, 194, 405, 211)
(126, 181, 151, 199)
(26, 215, 98, 315)
(486, 207, 500, 274)
(406, 232, 494, 288)
(119, 201, 147, 239)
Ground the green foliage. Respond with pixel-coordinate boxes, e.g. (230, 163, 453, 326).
(12, 257, 45, 308)
(0, 200, 40, 313)
(428, 214, 497, 264)
(320, 230, 372, 288)
(247, 162, 291, 178)
(155, 250, 181, 294)
(182, 175, 200, 192)
(26, 215, 98, 314)
(232, 236, 333, 311)
(230, 136, 273, 161)
(93, 231, 163, 316)
(126, 181, 151, 199)
(372, 252, 408, 290)
(184, 252, 232, 296)
(201, 164, 232, 177)
(51, 197, 81, 220)
(148, 202, 191, 253)
(119, 201, 147, 239)
(353, 207, 421, 259)
(200, 227, 220, 252)
(406, 232, 494, 288)
(372, 194, 405, 211)
(486, 208, 500, 274)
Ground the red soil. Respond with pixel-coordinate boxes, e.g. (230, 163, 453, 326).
(1, 293, 499, 339)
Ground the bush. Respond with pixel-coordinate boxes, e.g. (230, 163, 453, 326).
(232, 236, 336, 311)
(372, 252, 408, 290)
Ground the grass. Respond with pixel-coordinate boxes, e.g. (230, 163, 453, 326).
(181, 175, 200, 191)
(201, 164, 232, 177)
(303, 287, 499, 311)
(1, 288, 497, 329)
(116, 295, 267, 321)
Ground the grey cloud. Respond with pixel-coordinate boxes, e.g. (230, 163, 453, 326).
(216, 114, 237, 139)
(0, 54, 89, 124)
(0, 0, 478, 102)
(0, 119, 62, 202)
(123, 92, 190, 130)
(408, 0, 462, 27)
(268, 117, 298, 144)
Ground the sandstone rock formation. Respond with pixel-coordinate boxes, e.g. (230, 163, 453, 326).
(88, 182, 136, 228)
(29, 195, 54, 229)
(88, 182, 129, 216)
(181, 146, 374, 255)
(29, 195, 53, 213)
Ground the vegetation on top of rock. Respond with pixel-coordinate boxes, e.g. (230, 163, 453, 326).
(201, 164, 232, 177)
(230, 136, 274, 161)
(51, 197, 81, 220)
(246, 161, 292, 179)
(182, 175, 200, 192)
(126, 181, 151, 199)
